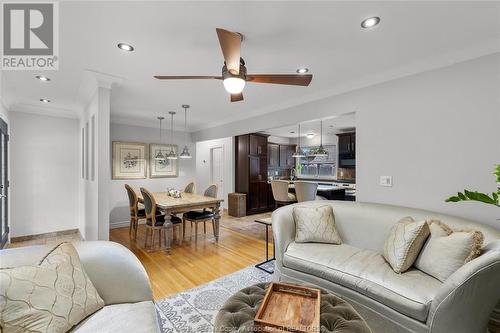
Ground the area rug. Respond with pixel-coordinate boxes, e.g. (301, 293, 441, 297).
(155, 263, 273, 333)
(155, 261, 399, 333)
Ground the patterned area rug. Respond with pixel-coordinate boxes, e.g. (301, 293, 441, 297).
(155, 262, 274, 333)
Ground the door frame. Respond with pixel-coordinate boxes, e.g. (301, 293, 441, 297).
(209, 145, 224, 200)
(0, 117, 8, 249)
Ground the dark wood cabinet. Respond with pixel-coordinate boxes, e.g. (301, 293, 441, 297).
(268, 143, 279, 168)
(338, 133, 355, 155)
(337, 132, 356, 169)
(235, 133, 271, 215)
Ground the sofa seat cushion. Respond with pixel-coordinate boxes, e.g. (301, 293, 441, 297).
(71, 301, 159, 333)
(283, 242, 442, 322)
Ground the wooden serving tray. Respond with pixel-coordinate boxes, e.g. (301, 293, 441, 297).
(254, 283, 321, 333)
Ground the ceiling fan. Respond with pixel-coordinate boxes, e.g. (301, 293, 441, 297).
(154, 28, 313, 102)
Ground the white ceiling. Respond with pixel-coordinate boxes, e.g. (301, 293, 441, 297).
(2, 1, 500, 131)
(262, 112, 356, 138)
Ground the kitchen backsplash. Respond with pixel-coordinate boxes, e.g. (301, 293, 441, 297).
(337, 168, 356, 180)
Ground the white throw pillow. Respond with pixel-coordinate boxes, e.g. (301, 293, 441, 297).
(383, 217, 430, 274)
(414, 220, 484, 282)
(0, 242, 104, 333)
(293, 205, 342, 244)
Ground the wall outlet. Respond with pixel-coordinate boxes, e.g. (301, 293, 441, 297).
(380, 176, 393, 187)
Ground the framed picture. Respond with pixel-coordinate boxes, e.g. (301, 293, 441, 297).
(149, 143, 178, 178)
(112, 141, 147, 179)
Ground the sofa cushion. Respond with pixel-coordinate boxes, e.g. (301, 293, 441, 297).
(0, 242, 104, 333)
(414, 220, 484, 282)
(293, 205, 342, 244)
(283, 242, 442, 322)
(71, 301, 159, 333)
(383, 217, 430, 273)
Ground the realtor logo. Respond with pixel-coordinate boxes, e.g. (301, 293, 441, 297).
(1, 2, 59, 70)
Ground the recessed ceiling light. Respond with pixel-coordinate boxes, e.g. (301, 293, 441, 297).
(40, 98, 50, 103)
(117, 43, 134, 51)
(289, 131, 295, 134)
(35, 75, 51, 82)
(306, 133, 315, 139)
(361, 16, 380, 29)
(296, 67, 309, 74)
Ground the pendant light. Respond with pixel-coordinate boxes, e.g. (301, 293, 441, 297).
(292, 123, 305, 158)
(179, 104, 192, 159)
(154, 116, 166, 160)
(313, 120, 328, 157)
(167, 111, 178, 160)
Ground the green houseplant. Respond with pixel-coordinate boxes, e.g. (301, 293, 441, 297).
(445, 165, 500, 209)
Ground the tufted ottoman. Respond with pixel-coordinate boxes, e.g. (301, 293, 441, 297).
(214, 283, 371, 333)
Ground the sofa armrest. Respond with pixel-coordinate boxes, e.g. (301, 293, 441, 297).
(272, 205, 296, 267)
(74, 241, 154, 305)
(427, 241, 500, 333)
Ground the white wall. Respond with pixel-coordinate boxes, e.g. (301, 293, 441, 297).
(356, 54, 500, 227)
(10, 112, 80, 237)
(195, 137, 234, 209)
(109, 122, 196, 226)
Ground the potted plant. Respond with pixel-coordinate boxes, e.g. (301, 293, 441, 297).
(445, 165, 500, 210)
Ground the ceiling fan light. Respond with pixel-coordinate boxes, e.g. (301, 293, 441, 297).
(223, 77, 245, 94)
(179, 146, 192, 159)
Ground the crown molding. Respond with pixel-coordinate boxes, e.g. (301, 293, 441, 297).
(75, 69, 124, 113)
(9, 103, 80, 120)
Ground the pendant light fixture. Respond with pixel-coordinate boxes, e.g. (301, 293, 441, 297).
(167, 111, 178, 160)
(179, 104, 192, 159)
(292, 123, 305, 158)
(313, 120, 328, 157)
(154, 116, 166, 160)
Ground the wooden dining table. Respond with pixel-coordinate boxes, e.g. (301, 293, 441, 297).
(138, 192, 224, 253)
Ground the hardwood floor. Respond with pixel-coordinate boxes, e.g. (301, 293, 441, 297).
(110, 212, 273, 300)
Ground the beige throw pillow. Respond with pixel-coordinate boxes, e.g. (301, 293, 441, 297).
(414, 220, 484, 282)
(293, 205, 342, 244)
(0, 242, 104, 333)
(383, 217, 430, 273)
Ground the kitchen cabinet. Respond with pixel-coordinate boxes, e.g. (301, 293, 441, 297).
(338, 133, 355, 155)
(235, 133, 271, 214)
(268, 143, 279, 168)
(337, 132, 356, 169)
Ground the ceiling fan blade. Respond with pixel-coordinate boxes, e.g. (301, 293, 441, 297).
(154, 75, 222, 80)
(216, 28, 241, 75)
(246, 74, 312, 86)
(230, 93, 244, 102)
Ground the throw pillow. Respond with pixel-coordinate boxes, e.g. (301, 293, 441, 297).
(383, 217, 430, 273)
(414, 220, 484, 282)
(0, 242, 104, 333)
(293, 205, 342, 244)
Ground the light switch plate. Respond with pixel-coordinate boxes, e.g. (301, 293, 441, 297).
(380, 176, 393, 187)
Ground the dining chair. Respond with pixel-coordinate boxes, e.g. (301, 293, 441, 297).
(125, 184, 146, 240)
(271, 180, 296, 208)
(295, 181, 322, 202)
(184, 182, 196, 194)
(183, 184, 218, 244)
(140, 187, 182, 250)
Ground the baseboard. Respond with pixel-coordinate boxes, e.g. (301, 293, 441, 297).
(110, 220, 147, 229)
(10, 229, 80, 243)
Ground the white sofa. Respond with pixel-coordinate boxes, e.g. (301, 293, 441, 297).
(0, 241, 160, 333)
(272, 201, 500, 333)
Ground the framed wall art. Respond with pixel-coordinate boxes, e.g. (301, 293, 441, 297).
(112, 141, 147, 179)
(149, 143, 178, 178)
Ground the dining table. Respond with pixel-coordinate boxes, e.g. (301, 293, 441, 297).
(138, 191, 224, 253)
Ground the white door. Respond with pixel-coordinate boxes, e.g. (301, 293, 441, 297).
(210, 147, 224, 200)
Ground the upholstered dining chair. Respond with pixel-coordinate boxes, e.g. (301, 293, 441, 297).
(271, 180, 296, 208)
(182, 184, 218, 244)
(140, 187, 182, 250)
(184, 182, 196, 194)
(295, 181, 324, 202)
(125, 184, 146, 240)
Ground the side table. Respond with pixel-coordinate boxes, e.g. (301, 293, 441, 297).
(254, 217, 275, 274)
